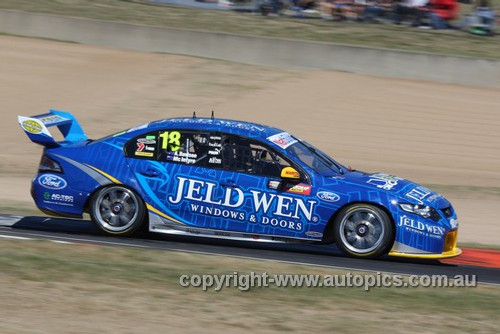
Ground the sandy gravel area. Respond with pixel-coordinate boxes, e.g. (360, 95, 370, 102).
(1, 36, 499, 244)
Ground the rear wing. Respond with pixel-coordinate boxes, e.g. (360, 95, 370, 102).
(18, 110, 87, 147)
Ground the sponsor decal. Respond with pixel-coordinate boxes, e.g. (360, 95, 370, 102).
(22, 119, 43, 134)
(137, 137, 157, 154)
(267, 180, 281, 190)
(135, 151, 154, 157)
(136, 142, 145, 152)
(137, 137, 156, 145)
(38, 174, 67, 190)
(405, 186, 431, 203)
(305, 231, 323, 238)
(281, 167, 300, 179)
(209, 142, 222, 148)
(168, 177, 318, 231)
(398, 215, 444, 239)
(43, 191, 74, 206)
(367, 173, 401, 191)
(285, 184, 312, 195)
(266, 132, 298, 149)
(208, 149, 221, 155)
(260, 217, 303, 230)
(210, 135, 222, 141)
(190, 205, 246, 222)
(209, 156, 222, 164)
(39, 115, 67, 126)
(316, 191, 340, 202)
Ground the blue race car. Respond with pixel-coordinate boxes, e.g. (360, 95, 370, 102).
(18, 110, 461, 259)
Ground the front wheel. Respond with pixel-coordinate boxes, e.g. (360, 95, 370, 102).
(333, 204, 393, 259)
(89, 185, 146, 236)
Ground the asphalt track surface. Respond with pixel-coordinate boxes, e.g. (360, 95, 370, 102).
(1, 214, 499, 285)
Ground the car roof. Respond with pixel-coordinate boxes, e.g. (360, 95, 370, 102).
(140, 117, 285, 140)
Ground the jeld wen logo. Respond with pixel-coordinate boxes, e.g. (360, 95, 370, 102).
(398, 215, 445, 238)
(168, 177, 317, 231)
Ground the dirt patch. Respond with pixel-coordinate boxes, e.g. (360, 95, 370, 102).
(1, 35, 499, 244)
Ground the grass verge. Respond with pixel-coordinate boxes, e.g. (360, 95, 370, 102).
(1, 0, 500, 59)
(0, 238, 499, 333)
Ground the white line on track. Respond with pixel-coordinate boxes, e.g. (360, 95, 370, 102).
(0, 234, 33, 240)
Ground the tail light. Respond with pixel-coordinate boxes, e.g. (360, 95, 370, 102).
(38, 155, 63, 173)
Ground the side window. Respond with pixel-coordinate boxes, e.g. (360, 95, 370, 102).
(124, 130, 209, 166)
(217, 134, 291, 178)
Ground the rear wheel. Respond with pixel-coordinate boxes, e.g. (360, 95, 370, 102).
(333, 204, 393, 258)
(90, 185, 145, 236)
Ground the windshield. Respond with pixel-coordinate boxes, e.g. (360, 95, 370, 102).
(285, 140, 344, 176)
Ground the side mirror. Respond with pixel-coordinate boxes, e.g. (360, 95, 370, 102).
(280, 167, 301, 180)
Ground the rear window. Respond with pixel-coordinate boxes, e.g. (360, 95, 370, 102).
(124, 129, 210, 166)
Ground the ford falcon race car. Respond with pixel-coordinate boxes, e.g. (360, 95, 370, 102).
(18, 110, 461, 259)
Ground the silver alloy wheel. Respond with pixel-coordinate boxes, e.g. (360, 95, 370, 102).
(94, 186, 139, 232)
(338, 207, 385, 254)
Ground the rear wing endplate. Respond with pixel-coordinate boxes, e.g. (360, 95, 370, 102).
(18, 110, 87, 147)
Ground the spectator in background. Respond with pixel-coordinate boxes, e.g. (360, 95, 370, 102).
(426, 0, 459, 29)
(393, 0, 429, 26)
(320, 0, 353, 20)
(319, 0, 372, 20)
(460, 0, 496, 34)
(292, 0, 317, 9)
(255, 0, 284, 15)
(361, 0, 394, 22)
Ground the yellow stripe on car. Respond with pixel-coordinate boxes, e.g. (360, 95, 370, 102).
(146, 203, 184, 225)
(85, 165, 122, 184)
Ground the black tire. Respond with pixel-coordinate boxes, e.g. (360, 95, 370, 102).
(333, 204, 393, 259)
(89, 185, 146, 236)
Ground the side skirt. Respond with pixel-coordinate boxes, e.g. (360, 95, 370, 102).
(148, 211, 316, 244)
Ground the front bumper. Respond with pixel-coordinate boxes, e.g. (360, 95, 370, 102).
(389, 229, 461, 259)
(389, 248, 462, 259)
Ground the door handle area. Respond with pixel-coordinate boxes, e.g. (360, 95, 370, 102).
(220, 179, 238, 188)
(139, 168, 160, 177)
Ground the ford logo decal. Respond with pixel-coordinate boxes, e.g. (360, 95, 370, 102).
(38, 174, 67, 190)
(317, 191, 340, 202)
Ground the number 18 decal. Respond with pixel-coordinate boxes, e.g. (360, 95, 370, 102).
(159, 131, 181, 151)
